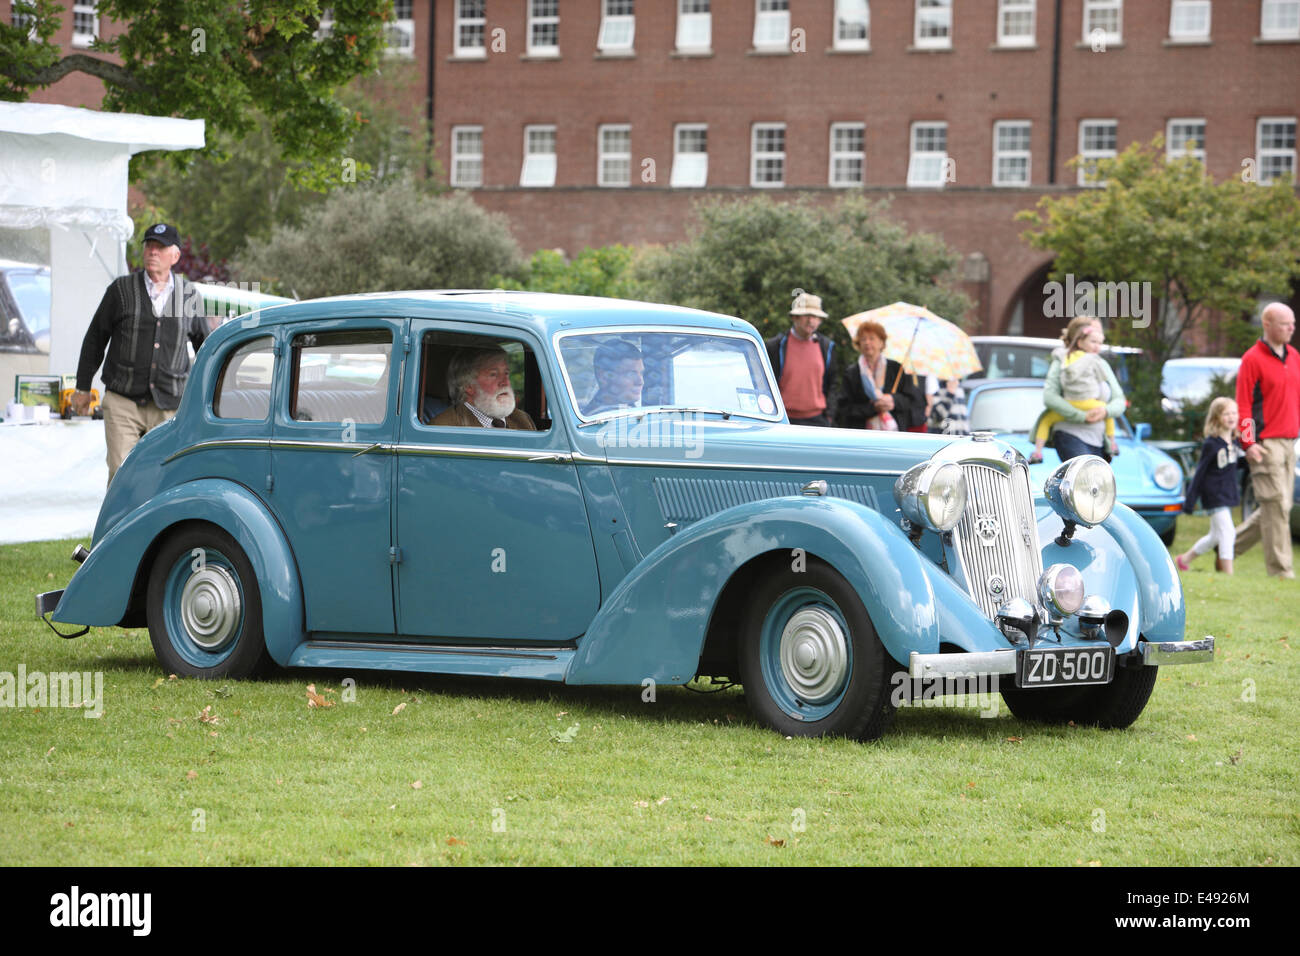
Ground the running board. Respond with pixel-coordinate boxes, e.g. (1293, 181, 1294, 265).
(288, 640, 574, 681)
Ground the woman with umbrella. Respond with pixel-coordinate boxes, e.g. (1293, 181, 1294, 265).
(835, 319, 926, 430)
(836, 302, 981, 432)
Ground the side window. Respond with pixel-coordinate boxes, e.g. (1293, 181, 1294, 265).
(417, 330, 550, 431)
(290, 330, 392, 425)
(213, 336, 274, 420)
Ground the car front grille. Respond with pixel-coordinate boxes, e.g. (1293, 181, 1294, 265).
(951, 462, 1043, 619)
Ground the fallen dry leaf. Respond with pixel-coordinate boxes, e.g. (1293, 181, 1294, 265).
(168, 674, 178, 681)
(766, 835, 785, 847)
(1187, 734, 1198, 741)
(306, 684, 334, 708)
(1229, 749, 1242, 765)
(633, 800, 649, 809)
(1005, 736, 1023, 743)
(656, 795, 671, 806)
(198, 706, 219, 725)
(45, 746, 55, 757)
(186, 770, 198, 779)
(411, 780, 423, 790)
(447, 836, 466, 846)
(392, 702, 407, 716)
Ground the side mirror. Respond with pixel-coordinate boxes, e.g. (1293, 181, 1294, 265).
(1133, 422, 1151, 442)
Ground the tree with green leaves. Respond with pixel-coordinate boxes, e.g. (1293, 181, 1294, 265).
(497, 245, 649, 301)
(1, 0, 389, 172)
(637, 195, 971, 347)
(1018, 137, 1300, 427)
(135, 64, 432, 263)
(234, 178, 524, 298)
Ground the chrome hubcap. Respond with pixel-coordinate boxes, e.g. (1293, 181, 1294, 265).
(180, 565, 241, 650)
(778, 607, 848, 703)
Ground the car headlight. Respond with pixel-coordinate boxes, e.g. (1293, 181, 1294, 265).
(1154, 461, 1181, 491)
(894, 460, 968, 533)
(1044, 455, 1116, 527)
(1038, 564, 1085, 616)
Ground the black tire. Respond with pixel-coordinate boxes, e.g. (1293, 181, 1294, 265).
(738, 558, 897, 741)
(1001, 662, 1158, 729)
(1158, 522, 1176, 547)
(146, 524, 269, 678)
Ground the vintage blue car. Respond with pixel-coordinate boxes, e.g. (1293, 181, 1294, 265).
(964, 378, 1186, 546)
(38, 292, 1212, 740)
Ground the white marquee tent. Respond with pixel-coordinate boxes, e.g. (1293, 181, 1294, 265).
(0, 101, 204, 382)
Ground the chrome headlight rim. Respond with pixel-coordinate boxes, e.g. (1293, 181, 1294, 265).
(894, 460, 969, 533)
(1044, 455, 1116, 528)
(1038, 563, 1085, 616)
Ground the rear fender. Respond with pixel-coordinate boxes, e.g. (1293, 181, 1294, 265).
(53, 479, 306, 665)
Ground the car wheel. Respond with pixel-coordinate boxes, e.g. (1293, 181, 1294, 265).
(739, 559, 896, 741)
(147, 525, 268, 679)
(1158, 522, 1176, 548)
(1001, 662, 1157, 729)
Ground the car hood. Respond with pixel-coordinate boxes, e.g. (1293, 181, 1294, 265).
(582, 417, 959, 476)
(993, 432, 1182, 500)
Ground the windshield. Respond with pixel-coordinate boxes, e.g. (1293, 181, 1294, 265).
(557, 329, 780, 421)
(1161, 361, 1239, 401)
(969, 385, 1132, 437)
(5, 270, 51, 338)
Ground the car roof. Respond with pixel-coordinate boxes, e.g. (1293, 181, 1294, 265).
(971, 334, 1141, 355)
(212, 290, 747, 337)
(0, 259, 49, 272)
(1162, 356, 1241, 368)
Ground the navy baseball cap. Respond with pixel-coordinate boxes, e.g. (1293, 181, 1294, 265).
(143, 223, 180, 247)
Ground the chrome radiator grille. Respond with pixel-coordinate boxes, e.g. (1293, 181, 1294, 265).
(951, 463, 1044, 619)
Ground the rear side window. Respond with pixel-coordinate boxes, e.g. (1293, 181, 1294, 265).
(213, 337, 274, 420)
(290, 330, 392, 424)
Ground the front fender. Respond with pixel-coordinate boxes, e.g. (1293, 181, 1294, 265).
(1098, 502, 1185, 643)
(567, 496, 997, 685)
(53, 478, 306, 666)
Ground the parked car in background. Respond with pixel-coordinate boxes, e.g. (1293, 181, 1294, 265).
(970, 335, 1142, 386)
(0, 259, 50, 355)
(38, 292, 1211, 740)
(1160, 356, 1241, 415)
(965, 377, 1185, 545)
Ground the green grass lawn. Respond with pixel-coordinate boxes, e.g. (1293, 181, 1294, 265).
(1, 519, 1296, 866)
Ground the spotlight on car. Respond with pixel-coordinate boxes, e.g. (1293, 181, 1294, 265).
(894, 461, 968, 533)
(996, 597, 1039, 645)
(1045, 455, 1116, 528)
(1076, 595, 1111, 640)
(1038, 564, 1085, 616)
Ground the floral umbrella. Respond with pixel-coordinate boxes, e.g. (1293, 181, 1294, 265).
(841, 301, 982, 386)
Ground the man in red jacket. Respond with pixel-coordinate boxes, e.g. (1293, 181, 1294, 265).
(1234, 302, 1300, 578)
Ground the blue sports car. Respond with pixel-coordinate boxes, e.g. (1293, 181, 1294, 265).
(965, 378, 1185, 545)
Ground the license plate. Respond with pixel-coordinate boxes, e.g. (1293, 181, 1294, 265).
(1016, 646, 1114, 688)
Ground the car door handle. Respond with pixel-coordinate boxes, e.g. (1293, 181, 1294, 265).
(528, 453, 573, 463)
(351, 442, 384, 458)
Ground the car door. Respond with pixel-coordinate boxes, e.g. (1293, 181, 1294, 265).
(268, 320, 402, 636)
(392, 321, 600, 643)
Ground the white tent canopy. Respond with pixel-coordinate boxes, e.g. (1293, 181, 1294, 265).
(0, 102, 204, 384)
(0, 101, 204, 239)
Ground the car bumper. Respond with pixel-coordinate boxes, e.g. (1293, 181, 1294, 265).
(909, 636, 1214, 677)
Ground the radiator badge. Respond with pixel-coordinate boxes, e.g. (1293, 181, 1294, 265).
(975, 512, 1001, 546)
(986, 574, 1007, 598)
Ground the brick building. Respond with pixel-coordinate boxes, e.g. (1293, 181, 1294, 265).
(14, 0, 1300, 334)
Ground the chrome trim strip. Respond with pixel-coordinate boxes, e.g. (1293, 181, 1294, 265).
(304, 639, 570, 660)
(909, 649, 1018, 678)
(1139, 637, 1214, 666)
(166, 437, 909, 476)
(392, 443, 573, 463)
(164, 439, 274, 463)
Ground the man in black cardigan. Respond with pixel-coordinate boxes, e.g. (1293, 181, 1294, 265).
(74, 223, 208, 484)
